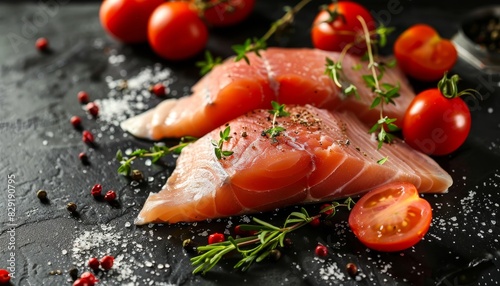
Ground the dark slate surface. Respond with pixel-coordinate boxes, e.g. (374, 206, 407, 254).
(0, 1, 499, 285)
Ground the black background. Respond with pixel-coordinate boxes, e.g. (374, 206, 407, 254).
(1, 0, 500, 285)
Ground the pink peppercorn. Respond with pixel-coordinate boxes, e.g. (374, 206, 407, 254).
(78, 91, 89, 104)
(35, 37, 49, 51)
(90, 184, 102, 197)
(104, 190, 117, 202)
(86, 102, 99, 117)
(82, 130, 94, 144)
(70, 116, 82, 128)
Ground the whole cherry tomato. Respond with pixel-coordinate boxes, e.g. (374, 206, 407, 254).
(200, 0, 255, 27)
(394, 24, 457, 81)
(403, 74, 472, 156)
(348, 182, 432, 252)
(99, 0, 164, 43)
(148, 2, 209, 61)
(311, 1, 376, 55)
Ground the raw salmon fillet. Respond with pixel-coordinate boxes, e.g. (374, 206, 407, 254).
(121, 48, 415, 140)
(135, 105, 452, 225)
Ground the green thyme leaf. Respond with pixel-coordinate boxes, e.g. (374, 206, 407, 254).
(196, 50, 223, 75)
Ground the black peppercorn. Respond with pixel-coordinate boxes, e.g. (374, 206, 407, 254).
(131, 169, 144, 181)
(66, 202, 77, 213)
(37, 190, 47, 200)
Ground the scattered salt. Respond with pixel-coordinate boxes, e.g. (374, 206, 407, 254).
(93, 65, 174, 128)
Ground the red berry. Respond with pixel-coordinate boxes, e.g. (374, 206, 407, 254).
(82, 130, 94, 144)
(87, 257, 100, 270)
(315, 244, 328, 257)
(0, 269, 10, 284)
(310, 217, 321, 227)
(35, 37, 49, 51)
(86, 102, 99, 117)
(104, 190, 117, 201)
(234, 225, 257, 236)
(208, 233, 225, 244)
(100, 255, 114, 270)
(70, 116, 82, 128)
(320, 203, 333, 216)
(151, 83, 166, 97)
(90, 184, 102, 197)
(80, 271, 97, 285)
(78, 91, 89, 104)
(72, 279, 86, 286)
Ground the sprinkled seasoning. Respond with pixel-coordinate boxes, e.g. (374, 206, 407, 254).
(346, 262, 358, 277)
(78, 152, 89, 164)
(82, 130, 95, 144)
(94, 65, 174, 127)
(67, 202, 77, 213)
(86, 102, 99, 117)
(77, 91, 90, 104)
(37, 189, 48, 200)
(35, 37, 49, 51)
(130, 169, 144, 181)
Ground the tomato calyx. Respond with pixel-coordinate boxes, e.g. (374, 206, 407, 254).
(437, 73, 481, 100)
(319, 4, 346, 25)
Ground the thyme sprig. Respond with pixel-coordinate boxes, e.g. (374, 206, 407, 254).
(191, 197, 355, 274)
(264, 101, 290, 139)
(324, 16, 399, 154)
(212, 125, 234, 160)
(116, 136, 197, 176)
(197, 0, 313, 73)
(196, 51, 223, 76)
(356, 15, 400, 150)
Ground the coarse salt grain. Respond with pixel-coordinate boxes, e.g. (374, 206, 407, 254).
(92, 65, 174, 127)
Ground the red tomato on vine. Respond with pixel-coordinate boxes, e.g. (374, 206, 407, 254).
(403, 73, 476, 156)
(148, 2, 209, 61)
(99, 0, 164, 43)
(311, 1, 376, 55)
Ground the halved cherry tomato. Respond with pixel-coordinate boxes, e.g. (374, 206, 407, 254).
(99, 0, 164, 43)
(394, 24, 457, 81)
(199, 0, 255, 27)
(348, 182, 432, 252)
(148, 2, 209, 61)
(311, 1, 376, 55)
(403, 84, 471, 156)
